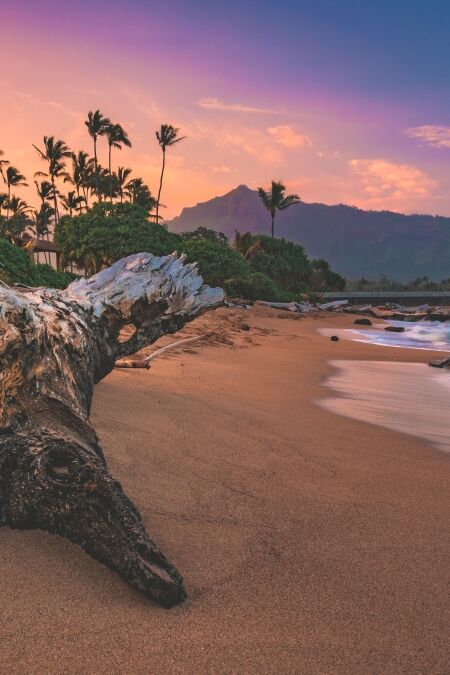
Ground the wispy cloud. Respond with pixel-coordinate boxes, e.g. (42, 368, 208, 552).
(46, 100, 84, 121)
(217, 128, 283, 165)
(211, 165, 235, 173)
(267, 125, 312, 149)
(197, 97, 281, 114)
(349, 158, 435, 201)
(406, 125, 450, 149)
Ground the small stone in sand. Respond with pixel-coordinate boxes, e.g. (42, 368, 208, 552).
(330, 335, 339, 341)
(354, 318, 373, 326)
(241, 323, 250, 331)
(385, 326, 405, 332)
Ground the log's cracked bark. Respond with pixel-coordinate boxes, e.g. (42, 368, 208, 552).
(0, 253, 223, 607)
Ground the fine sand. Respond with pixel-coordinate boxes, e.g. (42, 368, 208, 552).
(1, 308, 449, 673)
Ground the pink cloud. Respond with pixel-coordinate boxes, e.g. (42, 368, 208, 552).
(267, 125, 312, 149)
(197, 97, 281, 114)
(406, 125, 450, 149)
(349, 158, 435, 200)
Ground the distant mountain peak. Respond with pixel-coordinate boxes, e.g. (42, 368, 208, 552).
(169, 185, 450, 281)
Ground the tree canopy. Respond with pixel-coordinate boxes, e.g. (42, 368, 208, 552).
(181, 237, 250, 287)
(55, 202, 180, 275)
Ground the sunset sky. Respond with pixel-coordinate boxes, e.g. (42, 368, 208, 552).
(3, 0, 450, 218)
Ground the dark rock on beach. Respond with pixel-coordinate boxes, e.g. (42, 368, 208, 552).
(354, 318, 373, 326)
(330, 335, 340, 341)
(428, 357, 450, 368)
(385, 326, 405, 332)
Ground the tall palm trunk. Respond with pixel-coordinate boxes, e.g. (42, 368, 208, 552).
(6, 184, 10, 222)
(271, 211, 275, 238)
(52, 176, 58, 227)
(108, 144, 113, 202)
(156, 149, 166, 224)
(93, 136, 100, 199)
(83, 185, 88, 209)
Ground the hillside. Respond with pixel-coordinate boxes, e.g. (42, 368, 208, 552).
(169, 185, 450, 281)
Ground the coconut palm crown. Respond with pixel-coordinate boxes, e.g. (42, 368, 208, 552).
(105, 123, 131, 200)
(257, 180, 300, 238)
(155, 124, 186, 223)
(85, 110, 111, 195)
(33, 136, 72, 224)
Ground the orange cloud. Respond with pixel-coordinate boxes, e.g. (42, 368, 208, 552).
(349, 158, 435, 202)
(267, 125, 312, 149)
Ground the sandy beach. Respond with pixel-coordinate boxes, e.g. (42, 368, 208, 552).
(1, 307, 449, 674)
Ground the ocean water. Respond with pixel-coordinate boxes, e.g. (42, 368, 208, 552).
(320, 319, 450, 352)
(349, 320, 450, 351)
(319, 360, 450, 453)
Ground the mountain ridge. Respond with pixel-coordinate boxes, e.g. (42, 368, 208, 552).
(169, 185, 450, 281)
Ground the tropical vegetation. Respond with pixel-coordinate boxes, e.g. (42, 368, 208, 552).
(0, 112, 346, 299)
(0, 238, 75, 288)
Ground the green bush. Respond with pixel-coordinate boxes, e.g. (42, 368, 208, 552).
(246, 235, 312, 294)
(0, 239, 76, 289)
(179, 227, 228, 244)
(0, 238, 35, 284)
(224, 272, 293, 301)
(181, 238, 250, 287)
(32, 263, 77, 289)
(55, 202, 181, 273)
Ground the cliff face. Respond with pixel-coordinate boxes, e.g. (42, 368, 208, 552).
(169, 185, 450, 281)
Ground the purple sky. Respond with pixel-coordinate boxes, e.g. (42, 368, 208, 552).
(3, 0, 450, 217)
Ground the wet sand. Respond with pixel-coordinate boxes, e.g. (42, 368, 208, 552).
(0, 309, 449, 673)
(321, 360, 450, 453)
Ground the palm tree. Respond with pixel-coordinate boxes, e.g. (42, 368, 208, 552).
(234, 230, 262, 259)
(33, 136, 72, 225)
(64, 151, 95, 207)
(5, 196, 33, 239)
(0, 166, 28, 220)
(34, 202, 55, 237)
(8, 196, 32, 217)
(88, 164, 111, 202)
(60, 191, 85, 216)
(105, 123, 131, 201)
(34, 179, 56, 205)
(85, 110, 111, 198)
(0, 192, 8, 219)
(126, 177, 157, 214)
(114, 166, 132, 203)
(155, 124, 186, 223)
(257, 181, 300, 238)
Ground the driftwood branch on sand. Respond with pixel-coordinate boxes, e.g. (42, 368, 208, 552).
(115, 335, 208, 369)
(0, 253, 223, 607)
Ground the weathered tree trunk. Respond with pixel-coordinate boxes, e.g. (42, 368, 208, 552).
(0, 253, 223, 607)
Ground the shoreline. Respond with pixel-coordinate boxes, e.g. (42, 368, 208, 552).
(1, 308, 449, 673)
(319, 323, 450, 353)
(319, 359, 450, 454)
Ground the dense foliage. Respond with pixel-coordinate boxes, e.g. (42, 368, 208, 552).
(0, 239, 76, 288)
(180, 238, 250, 287)
(55, 202, 180, 274)
(179, 226, 228, 245)
(55, 207, 345, 300)
(224, 273, 290, 302)
(244, 235, 311, 294)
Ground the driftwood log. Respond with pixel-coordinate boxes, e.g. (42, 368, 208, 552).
(0, 253, 223, 607)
